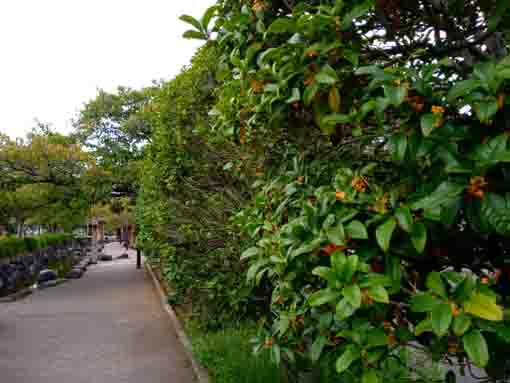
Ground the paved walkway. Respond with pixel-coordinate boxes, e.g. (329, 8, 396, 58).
(0, 243, 194, 383)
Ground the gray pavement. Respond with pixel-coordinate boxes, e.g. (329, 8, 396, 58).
(0, 242, 194, 383)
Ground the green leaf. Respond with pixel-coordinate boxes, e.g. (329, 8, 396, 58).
(311, 335, 328, 363)
(415, 318, 433, 335)
(464, 292, 504, 321)
(431, 303, 453, 337)
(336, 345, 361, 373)
(292, 239, 322, 258)
(455, 275, 476, 302)
(316, 73, 338, 85)
(344, 255, 359, 282)
(366, 349, 385, 365)
(343, 284, 362, 308)
(447, 79, 482, 102)
(355, 65, 380, 76)
(303, 82, 319, 106)
(336, 298, 357, 319)
(241, 247, 260, 261)
(326, 223, 346, 245)
(376, 218, 396, 252)
(308, 288, 340, 307)
(367, 285, 389, 304)
(359, 100, 377, 120)
(395, 207, 413, 233)
(463, 330, 489, 368)
(322, 113, 352, 125)
(179, 14, 203, 32)
(286, 88, 301, 104)
(246, 259, 269, 282)
(332, 251, 347, 276)
(421, 113, 441, 137)
(315, 64, 339, 85)
(410, 293, 440, 313)
(426, 272, 447, 299)
(182, 30, 207, 40)
(362, 370, 379, 383)
(386, 255, 402, 294)
(472, 134, 510, 166)
(453, 313, 472, 336)
(277, 316, 290, 336)
(345, 220, 368, 239)
(411, 181, 465, 211)
(267, 18, 296, 34)
(384, 85, 408, 106)
(201, 5, 218, 30)
(366, 328, 388, 348)
(271, 344, 281, 364)
(312, 266, 333, 280)
(359, 273, 391, 288)
(246, 42, 264, 62)
(342, 0, 375, 30)
(410, 222, 427, 253)
(474, 100, 499, 125)
(391, 134, 408, 162)
(344, 49, 360, 66)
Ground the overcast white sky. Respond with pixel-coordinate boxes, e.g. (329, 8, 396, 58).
(0, 0, 212, 139)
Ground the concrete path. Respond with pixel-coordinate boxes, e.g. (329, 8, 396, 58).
(0, 242, 194, 383)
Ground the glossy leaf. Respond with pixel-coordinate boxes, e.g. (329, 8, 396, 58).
(367, 285, 389, 304)
(267, 18, 296, 34)
(452, 313, 472, 336)
(395, 207, 413, 233)
(240, 247, 260, 261)
(343, 284, 362, 308)
(415, 318, 433, 335)
(362, 370, 379, 383)
(179, 15, 203, 32)
(463, 330, 489, 368)
(376, 218, 396, 252)
(410, 293, 440, 313)
(336, 298, 357, 319)
(474, 100, 499, 125)
(410, 222, 427, 253)
(426, 272, 447, 299)
(311, 335, 328, 363)
(345, 220, 368, 239)
(303, 82, 319, 105)
(308, 288, 341, 307)
(336, 345, 361, 373)
(431, 303, 453, 337)
(326, 223, 346, 245)
(411, 182, 465, 211)
(464, 292, 504, 321)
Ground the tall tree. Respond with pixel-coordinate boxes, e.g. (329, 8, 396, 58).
(75, 86, 158, 196)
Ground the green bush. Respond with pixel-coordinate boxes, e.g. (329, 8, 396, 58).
(137, 1, 510, 380)
(0, 233, 73, 259)
(0, 237, 28, 259)
(136, 45, 255, 327)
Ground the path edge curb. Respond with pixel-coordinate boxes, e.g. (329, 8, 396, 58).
(145, 261, 210, 383)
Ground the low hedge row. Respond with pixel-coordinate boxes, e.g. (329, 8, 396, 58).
(0, 233, 74, 259)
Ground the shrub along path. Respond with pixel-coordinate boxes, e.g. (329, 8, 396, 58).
(0, 242, 194, 383)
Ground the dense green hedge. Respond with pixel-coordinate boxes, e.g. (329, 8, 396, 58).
(0, 233, 73, 259)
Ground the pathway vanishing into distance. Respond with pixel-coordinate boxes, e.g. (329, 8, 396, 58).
(0, 242, 194, 383)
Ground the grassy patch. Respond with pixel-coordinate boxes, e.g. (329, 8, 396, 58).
(184, 320, 446, 383)
(185, 321, 280, 383)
